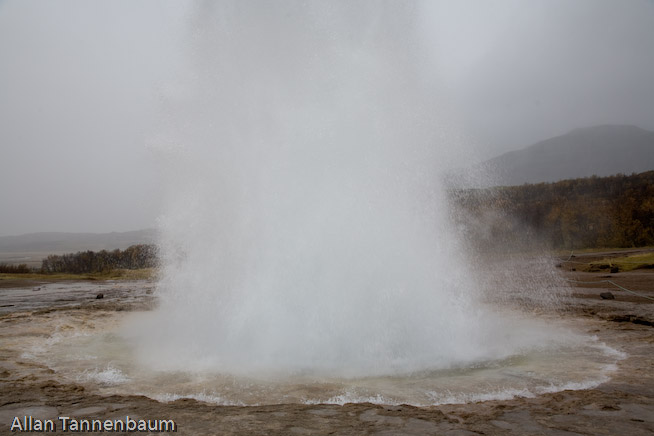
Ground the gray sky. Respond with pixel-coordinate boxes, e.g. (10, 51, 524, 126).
(1, 0, 653, 236)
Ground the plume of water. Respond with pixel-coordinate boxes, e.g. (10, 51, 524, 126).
(135, 1, 564, 378)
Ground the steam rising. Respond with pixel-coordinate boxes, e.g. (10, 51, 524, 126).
(135, 2, 567, 377)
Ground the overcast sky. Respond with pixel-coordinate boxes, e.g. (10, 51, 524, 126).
(1, 0, 653, 236)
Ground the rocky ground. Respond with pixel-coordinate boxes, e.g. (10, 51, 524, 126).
(0, 264, 652, 435)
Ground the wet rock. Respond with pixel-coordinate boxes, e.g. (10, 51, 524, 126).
(69, 406, 107, 416)
(0, 406, 60, 424)
(600, 292, 615, 300)
(308, 408, 340, 417)
(359, 410, 403, 425)
(608, 315, 654, 327)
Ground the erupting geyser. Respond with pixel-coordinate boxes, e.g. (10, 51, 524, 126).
(119, 2, 619, 403)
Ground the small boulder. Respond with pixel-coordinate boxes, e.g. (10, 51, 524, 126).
(600, 292, 615, 300)
(96, 293, 104, 299)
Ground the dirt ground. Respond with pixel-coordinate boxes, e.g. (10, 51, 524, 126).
(0, 264, 652, 435)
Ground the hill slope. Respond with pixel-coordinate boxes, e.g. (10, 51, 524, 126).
(453, 171, 654, 250)
(484, 125, 654, 186)
(0, 229, 156, 254)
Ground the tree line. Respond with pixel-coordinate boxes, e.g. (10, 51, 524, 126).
(40, 244, 158, 274)
(0, 264, 31, 274)
(452, 171, 654, 251)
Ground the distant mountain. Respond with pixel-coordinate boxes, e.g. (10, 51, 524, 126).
(482, 125, 654, 186)
(0, 229, 156, 254)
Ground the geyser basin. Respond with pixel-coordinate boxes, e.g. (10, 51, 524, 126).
(33, 311, 622, 406)
(100, 2, 623, 405)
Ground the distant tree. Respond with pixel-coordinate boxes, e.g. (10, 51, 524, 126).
(0, 264, 31, 274)
(452, 171, 654, 251)
(40, 244, 158, 274)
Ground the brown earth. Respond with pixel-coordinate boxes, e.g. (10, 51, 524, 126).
(0, 269, 652, 435)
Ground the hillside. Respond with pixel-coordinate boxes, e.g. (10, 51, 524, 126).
(483, 125, 654, 186)
(453, 171, 654, 250)
(0, 229, 156, 254)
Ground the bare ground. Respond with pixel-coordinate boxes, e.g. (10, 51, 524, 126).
(0, 269, 652, 435)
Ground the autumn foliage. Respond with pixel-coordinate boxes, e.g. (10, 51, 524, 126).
(40, 244, 158, 274)
(0, 264, 31, 274)
(452, 171, 654, 250)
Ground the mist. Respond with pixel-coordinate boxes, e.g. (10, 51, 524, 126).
(1, 0, 653, 236)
